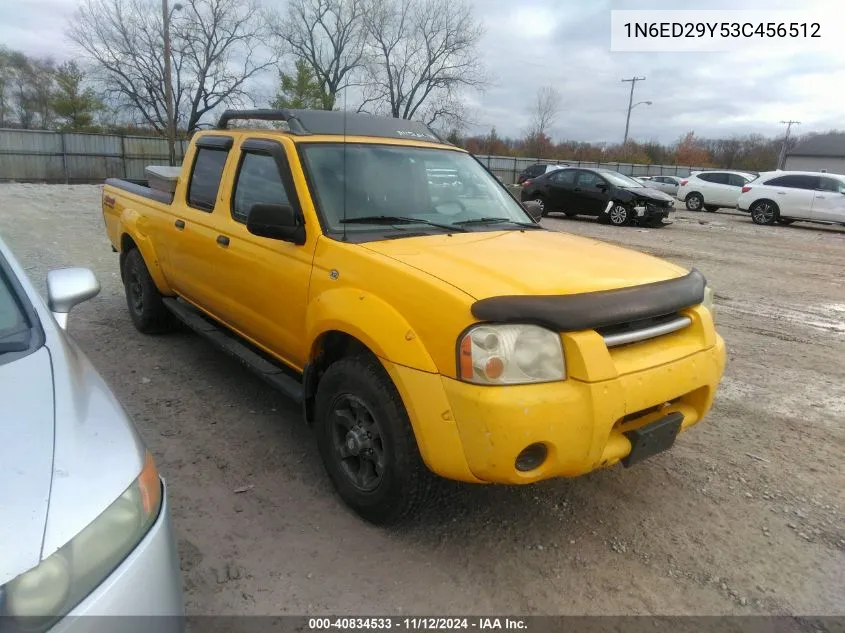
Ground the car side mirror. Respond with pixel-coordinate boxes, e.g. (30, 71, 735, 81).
(46, 267, 100, 329)
(522, 200, 543, 223)
(596, 182, 608, 190)
(247, 203, 305, 245)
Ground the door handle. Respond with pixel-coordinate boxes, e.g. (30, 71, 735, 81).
(175, 219, 185, 229)
(574, 187, 582, 192)
(816, 195, 825, 199)
(776, 192, 786, 195)
(216, 235, 230, 247)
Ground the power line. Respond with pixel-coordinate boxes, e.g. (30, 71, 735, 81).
(776, 120, 800, 169)
(622, 76, 646, 144)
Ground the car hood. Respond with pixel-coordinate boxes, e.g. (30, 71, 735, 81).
(0, 347, 55, 586)
(363, 229, 687, 299)
(624, 187, 675, 203)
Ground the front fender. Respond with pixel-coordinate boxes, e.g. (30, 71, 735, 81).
(306, 287, 437, 373)
(119, 208, 173, 296)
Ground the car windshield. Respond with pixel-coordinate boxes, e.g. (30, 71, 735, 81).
(600, 171, 645, 188)
(301, 143, 533, 235)
(0, 264, 32, 354)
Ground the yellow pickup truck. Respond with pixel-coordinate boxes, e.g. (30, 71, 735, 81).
(102, 109, 725, 524)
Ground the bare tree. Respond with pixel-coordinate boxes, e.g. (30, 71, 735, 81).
(528, 86, 561, 139)
(361, 0, 485, 127)
(272, 0, 367, 111)
(68, 0, 276, 133)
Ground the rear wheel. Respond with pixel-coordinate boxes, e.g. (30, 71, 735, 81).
(529, 195, 547, 216)
(314, 355, 436, 525)
(704, 206, 719, 213)
(777, 218, 795, 226)
(685, 193, 704, 211)
(122, 248, 176, 334)
(750, 200, 779, 225)
(563, 210, 578, 218)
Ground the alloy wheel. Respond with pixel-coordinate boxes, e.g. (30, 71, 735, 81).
(329, 394, 386, 492)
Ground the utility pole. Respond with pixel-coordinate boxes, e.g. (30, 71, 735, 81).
(163, 0, 179, 166)
(622, 76, 645, 144)
(777, 120, 800, 169)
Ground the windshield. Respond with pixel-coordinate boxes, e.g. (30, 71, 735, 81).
(0, 264, 33, 354)
(301, 144, 532, 235)
(600, 171, 644, 188)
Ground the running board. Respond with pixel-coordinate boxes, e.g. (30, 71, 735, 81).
(162, 298, 303, 403)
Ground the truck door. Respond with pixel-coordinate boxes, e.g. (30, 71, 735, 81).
(165, 135, 234, 311)
(210, 137, 317, 369)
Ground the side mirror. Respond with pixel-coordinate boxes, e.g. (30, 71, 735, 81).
(522, 200, 543, 223)
(46, 268, 100, 329)
(596, 182, 608, 190)
(247, 203, 305, 245)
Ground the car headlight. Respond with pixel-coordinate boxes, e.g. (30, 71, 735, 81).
(459, 324, 565, 384)
(2, 452, 161, 628)
(702, 285, 715, 319)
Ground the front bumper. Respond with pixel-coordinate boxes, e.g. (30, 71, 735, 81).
(388, 308, 726, 485)
(49, 479, 184, 633)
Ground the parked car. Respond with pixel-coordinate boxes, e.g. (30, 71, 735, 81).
(101, 108, 725, 525)
(736, 170, 845, 226)
(639, 175, 681, 196)
(676, 170, 756, 212)
(0, 237, 183, 631)
(520, 167, 676, 227)
(516, 162, 569, 185)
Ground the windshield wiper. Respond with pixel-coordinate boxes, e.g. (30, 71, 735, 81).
(340, 215, 468, 232)
(452, 217, 542, 229)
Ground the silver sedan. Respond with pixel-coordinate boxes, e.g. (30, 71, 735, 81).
(0, 236, 183, 632)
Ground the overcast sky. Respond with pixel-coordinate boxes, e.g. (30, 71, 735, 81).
(2, 0, 844, 144)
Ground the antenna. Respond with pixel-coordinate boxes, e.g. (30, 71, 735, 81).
(342, 91, 348, 241)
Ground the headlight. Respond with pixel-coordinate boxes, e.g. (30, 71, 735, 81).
(702, 285, 715, 319)
(2, 452, 161, 628)
(459, 324, 565, 385)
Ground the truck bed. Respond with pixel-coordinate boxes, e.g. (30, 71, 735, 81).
(104, 178, 174, 205)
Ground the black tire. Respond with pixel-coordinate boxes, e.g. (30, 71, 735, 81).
(685, 192, 704, 211)
(608, 203, 632, 226)
(563, 210, 578, 218)
(703, 206, 719, 213)
(777, 218, 795, 226)
(122, 248, 176, 333)
(314, 354, 436, 525)
(530, 195, 547, 217)
(750, 200, 779, 225)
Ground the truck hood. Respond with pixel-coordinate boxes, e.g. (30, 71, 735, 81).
(363, 229, 687, 299)
(0, 347, 55, 586)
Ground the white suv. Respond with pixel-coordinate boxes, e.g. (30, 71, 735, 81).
(736, 171, 845, 226)
(677, 170, 756, 212)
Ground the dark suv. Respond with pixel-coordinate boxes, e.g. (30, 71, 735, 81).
(520, 167, 676, 227)
(516, 163, 569, 185)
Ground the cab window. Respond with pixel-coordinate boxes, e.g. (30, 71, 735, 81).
(231, 152, 292, 224)
(575, 171, 601, 187)
(188, 148, 229, 211)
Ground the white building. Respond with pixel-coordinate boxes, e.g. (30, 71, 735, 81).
(784, 133, 845, 175)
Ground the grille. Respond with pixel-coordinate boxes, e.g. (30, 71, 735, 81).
(597, 312, 691, 348)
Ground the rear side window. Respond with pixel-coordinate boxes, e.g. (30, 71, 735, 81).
(232, 153, 292, 223)
(765, 175, 819, 189)
(576, 171, 601, 187)
(188, 149, 229, 211)
(699, 172, 728, 184)
(551, 170, 576, 185)
(727, 174, 750, 187)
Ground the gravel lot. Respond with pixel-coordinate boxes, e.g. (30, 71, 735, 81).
(1, 183, 843, 616)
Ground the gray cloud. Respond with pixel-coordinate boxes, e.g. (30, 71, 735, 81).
(1, 0, 842, 143)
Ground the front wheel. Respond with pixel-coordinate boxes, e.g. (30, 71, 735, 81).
(314, 355, 436, 525)
(777, 218, 795, 226)
(685, 193, 704, 211)
(750, 200, 778, 225)
(608, 203, 632, 226)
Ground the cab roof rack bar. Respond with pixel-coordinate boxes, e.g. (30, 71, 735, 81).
(216, 109, 310, 134)
(215, 108, 448, 145)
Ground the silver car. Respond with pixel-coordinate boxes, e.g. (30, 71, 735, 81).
(0, 236, 183, 632)
(636, 175, 681, 196)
